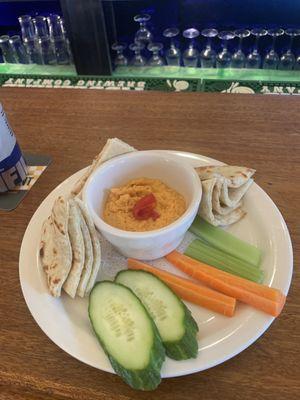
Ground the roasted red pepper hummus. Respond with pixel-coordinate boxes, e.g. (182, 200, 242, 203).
(103, 178, 186, 232)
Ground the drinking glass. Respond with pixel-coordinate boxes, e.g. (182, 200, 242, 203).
(24, 37, 43, 64)
(200, 28, 218, 68)
(129, 42, 146, 67)
(18, 15, 35, 40)
(246, 28, 267, 69)
(263, 28, 284, 69)
(163, 28, 181, 66)
(53, 36, 70, 64)
(39, 35, 57, 65)
(216, 31, 235, 68)
(47, 15, 73, 64)
(231, 29, 250, 68)
(33, 16, 49, 37)
(147, 42, 165, 66)
(279, 29, 300, 70)
(182, 28, 199, 67)
(134, 14, 153, 45)
(0, 35, 18, 63)
(47, 14, 64, 38)
(9, 35, 30, 64)
(111, 42, 128, 67)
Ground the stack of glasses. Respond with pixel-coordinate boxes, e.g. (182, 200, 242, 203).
(111, 14, 300, 71)
(0, 14, 73, 65)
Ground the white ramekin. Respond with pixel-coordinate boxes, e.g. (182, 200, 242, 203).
(83, 151, 202, 260)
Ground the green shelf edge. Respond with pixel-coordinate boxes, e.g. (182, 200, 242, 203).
(0, 63, 77, 76)
(0, 63, 299, 82)
(113, 66, 300, 83)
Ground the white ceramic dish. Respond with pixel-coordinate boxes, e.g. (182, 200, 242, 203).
(19, 151, 293, 378)
(83, 151, 202, 259)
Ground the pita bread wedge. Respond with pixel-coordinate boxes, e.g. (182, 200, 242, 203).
(76, 205, 93, 297)
(220, 178, 254, 207)
(195, 165, 255, 188)
(63, 199, 85, 298)
(199, 179, 246, 226)
(40, 199, 72, 297)
(75, 198, 101, 294)
(72, 138, 136, 197)
(212, 177, 241, 215)
(51, 195, 70, 237)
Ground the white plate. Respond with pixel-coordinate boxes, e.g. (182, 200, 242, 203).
(19, 151, 293, 378)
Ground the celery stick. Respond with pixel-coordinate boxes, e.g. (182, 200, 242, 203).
(188, 239, 260, 271)
(189, 216, 262, 267)
(185, 239, 264, 283)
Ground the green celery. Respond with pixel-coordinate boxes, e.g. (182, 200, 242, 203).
(185, 239, 264, 283)
(189, 216, 262, 267)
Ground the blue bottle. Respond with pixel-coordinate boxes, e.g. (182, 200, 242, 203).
(0, 103, 27, 192)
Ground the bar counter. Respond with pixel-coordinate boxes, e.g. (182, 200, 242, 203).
(0, 87, 299, 400)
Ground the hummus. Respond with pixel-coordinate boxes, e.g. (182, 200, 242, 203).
(103, 178, 186, 232)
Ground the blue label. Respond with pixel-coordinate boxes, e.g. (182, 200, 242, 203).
(0, 142, 23, 172)
(0, 142, 27, 192)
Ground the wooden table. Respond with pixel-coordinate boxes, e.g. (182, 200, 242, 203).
(0, 88, 299, 400)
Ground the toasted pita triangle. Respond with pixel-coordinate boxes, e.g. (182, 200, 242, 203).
(76, 204, 93, 297)
(195, 165, 255, 188)
(212, 177, 241, 215)
(199, 179, 246, 226)
(63, 199, 85, 298)
(75, 198, 101, 295)
(71, 138, 136, 197)
(40, 197, 72, 297)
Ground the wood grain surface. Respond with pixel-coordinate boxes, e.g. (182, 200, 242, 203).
(0, 88, 299, 400)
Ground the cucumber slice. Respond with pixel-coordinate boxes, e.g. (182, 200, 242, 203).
(115, 270, 199, 360)
(88, 281, 165, 391)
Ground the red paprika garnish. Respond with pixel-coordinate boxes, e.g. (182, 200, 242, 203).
(133, 193, 160, 221)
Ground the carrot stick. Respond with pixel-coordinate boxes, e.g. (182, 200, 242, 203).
(166, 251, 285, 303)
(128, 258, 236, 317)
(165, 251, 286, 317)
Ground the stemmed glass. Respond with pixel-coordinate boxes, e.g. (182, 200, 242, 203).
(296, 55, 300, 70)
(231, 29, 250, 68)
(182, 28, 200, 67)
(147, 42, 165, 66)
(263, 28, 284, 69)
(111, 43, 128, 67)
(200, 28, 218, 68)
(216, 31, 235, 68)
(246, 28, 267, 68)
(129, 42, 146, 67)
(134, 14, 153, 45)
(163, 28, 181, 66)
(279, 29, 300, 70)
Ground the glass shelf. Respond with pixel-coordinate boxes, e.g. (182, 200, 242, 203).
(113, 66, 300, 82)
(0, 63, 76, 76)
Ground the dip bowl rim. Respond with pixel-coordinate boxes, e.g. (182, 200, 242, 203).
(83, 150, 202, 239)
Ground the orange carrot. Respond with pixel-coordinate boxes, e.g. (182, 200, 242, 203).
(167, 251, 286, 303)
(128, 258, 236, 317)
(166, 251, 286, 317)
